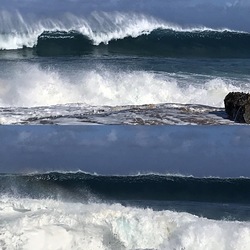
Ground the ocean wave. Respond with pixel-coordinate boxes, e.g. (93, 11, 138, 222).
(35, 28, 250, 57)
(1, 197, 250, 250)
(1, 172, 250, 204)
(1, 11, 250, 57)
(0, 11, 171, 50)
(0, 63, 246, 108)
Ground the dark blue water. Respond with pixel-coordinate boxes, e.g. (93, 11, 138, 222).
(1, 125, 250, 222)
(1, 172, 250, 221)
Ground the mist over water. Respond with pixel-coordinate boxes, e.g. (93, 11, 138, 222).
(2, 0, 250, 31)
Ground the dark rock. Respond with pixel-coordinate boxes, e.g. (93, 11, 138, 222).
(224, 92, 250, 123)
(243, 101, 250, 123)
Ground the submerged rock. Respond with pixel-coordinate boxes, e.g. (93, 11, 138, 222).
(224, 92, 250, 123)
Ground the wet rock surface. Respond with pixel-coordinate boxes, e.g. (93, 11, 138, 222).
(224, 92, 250, 123)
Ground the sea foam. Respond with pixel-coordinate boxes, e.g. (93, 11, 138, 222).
(0, 63, 247, 108)
(0, 197, 250, 250)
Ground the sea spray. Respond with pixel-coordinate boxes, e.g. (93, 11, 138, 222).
(0, 11, 171, 50)
(0, 197, 250, 250)
(1, 11, 250, 58)
(0, 63, 246, 107)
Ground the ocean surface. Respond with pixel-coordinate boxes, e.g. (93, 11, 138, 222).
(0, 125, 250, 249)
(1, 173, 250, 250)
(1, 2, 250, 125)
(1, 1, 250, 249)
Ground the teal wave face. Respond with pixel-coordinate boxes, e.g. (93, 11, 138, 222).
(1, 172, 250, 204)
(33, 29, 250, 57)
(36, 31, 93, 56)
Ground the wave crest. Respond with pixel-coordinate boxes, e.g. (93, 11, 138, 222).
(2, 10, 250, 58)
(1, 172, 250, 204)
(0, 11, 171, 50)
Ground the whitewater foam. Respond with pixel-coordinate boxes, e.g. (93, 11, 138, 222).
(0, 63, 247, 108)
(0, 197, 250, 250)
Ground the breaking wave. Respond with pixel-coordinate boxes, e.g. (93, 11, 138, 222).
(35, 29, 250, 57)
(1, 11, 250, 57)
(0, 63, 248, 108)
(1, 172, 250, 204)
(1, 196, 250, 250)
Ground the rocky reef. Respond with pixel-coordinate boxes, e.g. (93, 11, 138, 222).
(224, 92, 250, 123)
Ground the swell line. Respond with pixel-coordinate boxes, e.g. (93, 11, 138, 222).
(1, 172, 250, 203)
(1, 28, 250, 58)
(1, 11, 250, 57)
